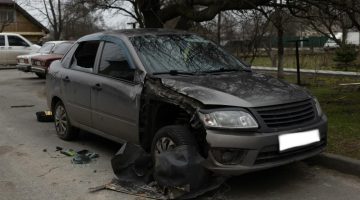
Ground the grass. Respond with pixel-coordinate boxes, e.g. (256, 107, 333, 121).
(279, 73, 360, 159)
(251, 53, 360, 72)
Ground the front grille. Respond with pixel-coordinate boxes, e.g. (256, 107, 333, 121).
(255, 99, 316, 128)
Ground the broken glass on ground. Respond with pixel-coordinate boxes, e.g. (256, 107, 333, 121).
(90, 143, 227, 199)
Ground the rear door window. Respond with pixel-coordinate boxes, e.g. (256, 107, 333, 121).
(98, 42, 134, 82)
(8, 35, 29, 46)
(71, 41, 100, 72)
(0, 36, 4, 46)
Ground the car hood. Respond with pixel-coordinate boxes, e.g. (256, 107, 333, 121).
(32, 54, 63, 61)
(159, 72, 311, 107)
(17, 53, 46, 59)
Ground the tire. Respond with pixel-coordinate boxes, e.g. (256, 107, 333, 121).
(151, 125, 197, 158)
(35, 73, 45, 79)
(53, 101, 78, 140)
(151, 125, 209, 190)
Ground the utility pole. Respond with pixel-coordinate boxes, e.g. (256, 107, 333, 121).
(288, 39, 308, 85)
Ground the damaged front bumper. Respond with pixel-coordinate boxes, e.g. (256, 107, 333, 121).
(17, 64, 31, 72)
(203, 116, 327, 175)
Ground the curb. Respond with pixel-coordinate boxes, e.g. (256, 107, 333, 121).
(306, 153, 360, 177)
(252, 66, 360, 77)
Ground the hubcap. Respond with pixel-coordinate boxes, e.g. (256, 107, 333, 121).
(55, 105, 67, 135)
(154, 137, 176, 155)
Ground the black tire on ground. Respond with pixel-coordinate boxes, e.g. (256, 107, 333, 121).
(35, 73, 45, 79)
(151, 125, 197, 157)
(53, 101, 79, 140)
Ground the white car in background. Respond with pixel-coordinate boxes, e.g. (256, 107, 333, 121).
(17, 41, 71, 78)
(0, 33, 40, 65)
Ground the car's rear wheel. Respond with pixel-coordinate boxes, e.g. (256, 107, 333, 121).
(54, 101, 78, 140)
(35, 73, 45, 79)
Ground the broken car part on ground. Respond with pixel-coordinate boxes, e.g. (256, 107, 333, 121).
(91, 143, 227, 199)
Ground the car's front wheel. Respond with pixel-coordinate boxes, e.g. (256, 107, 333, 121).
(151, 125, 197, 158)
(54, 101, 78, 140)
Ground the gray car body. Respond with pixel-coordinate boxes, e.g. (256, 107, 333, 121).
(46, 29, 327, 175)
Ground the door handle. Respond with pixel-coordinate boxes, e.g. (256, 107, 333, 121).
(92, 83, 102, 91)
(62, 76, 70, 82)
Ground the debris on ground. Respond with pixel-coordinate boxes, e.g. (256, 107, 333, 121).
(45, 146, 99, 164)
(11, 105, 34, 108)
(36, 111, 54, 122)
(90, 143, 228, 199)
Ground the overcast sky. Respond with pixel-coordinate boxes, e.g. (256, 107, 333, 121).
(15, 0, 132, 30)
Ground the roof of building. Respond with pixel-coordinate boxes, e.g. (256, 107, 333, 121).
(0, 0, 50, 33)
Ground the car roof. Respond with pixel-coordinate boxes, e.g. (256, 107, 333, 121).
(43, 41, 74, 46)
(78, 28, 192, 42)
(0, 32, 22, 36)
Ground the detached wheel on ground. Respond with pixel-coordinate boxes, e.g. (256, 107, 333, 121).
(35, 73, 45, 79)
(54, 101, 78, 140)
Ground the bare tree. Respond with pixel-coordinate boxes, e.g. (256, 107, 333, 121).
(0, 7, 14, 32)
(84, 0, 271, 29)
(0, 18, 12, 32)
(286, 0, 360, 46)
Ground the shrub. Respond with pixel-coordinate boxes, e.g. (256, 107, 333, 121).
(333, 44, 358, 70)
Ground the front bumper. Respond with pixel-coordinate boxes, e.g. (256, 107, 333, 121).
(203, 115, 327, 175)
(31, 66, 46, 74)
(16, 64, 31, 72)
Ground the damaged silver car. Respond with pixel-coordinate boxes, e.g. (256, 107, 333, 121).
(46, 29, 327, 175)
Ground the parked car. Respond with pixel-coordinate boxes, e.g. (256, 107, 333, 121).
(46, 29, 327, 175)
(0, 33, 40, 65)
(324, 32, 360, 49)
(31, 41, 73, 78)
(17, 41, 73, 78)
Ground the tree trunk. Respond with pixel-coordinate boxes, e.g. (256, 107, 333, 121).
(277, 26, 284, 78)
(138, 0, 163, 28)
(217, 12, 221, 45)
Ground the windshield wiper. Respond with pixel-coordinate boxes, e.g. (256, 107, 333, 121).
(152, 70, 195, 76)
(202, 67, 241, 74)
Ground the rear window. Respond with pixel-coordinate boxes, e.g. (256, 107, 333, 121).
(53, 42, 73, 55)
(38, 43, 55, 53)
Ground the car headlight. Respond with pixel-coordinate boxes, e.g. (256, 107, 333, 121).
(198, 111, 258, 128)
(314, 98, 323, 116)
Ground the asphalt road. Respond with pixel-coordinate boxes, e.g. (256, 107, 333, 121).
(1, 69, 360, 200)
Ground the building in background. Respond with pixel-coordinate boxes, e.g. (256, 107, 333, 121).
(0, 0, 49, 43)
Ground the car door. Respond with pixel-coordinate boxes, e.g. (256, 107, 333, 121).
(61, 41, 101, 128)
(91, 40, 142, 143)
(0, 35, 6, 65)
(7, 35, 32, 64)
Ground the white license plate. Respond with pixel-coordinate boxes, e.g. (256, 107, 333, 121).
(278, 129, 320, 152)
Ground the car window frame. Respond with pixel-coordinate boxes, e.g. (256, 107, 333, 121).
(7, 35, 30, 47)
(68, 40, 102, 74)
(94, 37, 139, 85)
